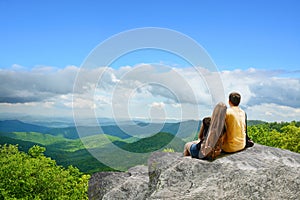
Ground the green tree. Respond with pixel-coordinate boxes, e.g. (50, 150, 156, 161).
(248, 122, 300, 153)
(0, 144, 90, 200)
(280, 124, 300, 153)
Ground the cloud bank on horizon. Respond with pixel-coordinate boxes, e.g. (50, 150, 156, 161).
(1, 64, 299, 122)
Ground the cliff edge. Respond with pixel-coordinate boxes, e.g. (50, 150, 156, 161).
(88, 144, 300, 199)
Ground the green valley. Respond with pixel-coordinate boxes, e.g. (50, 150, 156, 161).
(0, 120, 189, 173)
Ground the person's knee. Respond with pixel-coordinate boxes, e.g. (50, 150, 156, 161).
(183, 142, 191, 156)
(184, 142, 188, 149)
(184, 142, 192, 150)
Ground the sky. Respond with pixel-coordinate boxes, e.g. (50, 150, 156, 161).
(0, 0, 299, 122)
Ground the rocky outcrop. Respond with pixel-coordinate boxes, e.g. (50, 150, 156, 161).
(88, 165, 149, 200)
(88, 144, 300, 200)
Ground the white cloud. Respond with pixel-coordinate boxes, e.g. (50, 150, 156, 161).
(150, 102, 165, 109)
(247, 103, 300, 122)
(0, 64, 299, 121)
(0, 65, 78, 103)
(220, 68, 300, 107)
(71, 97, 95, 109)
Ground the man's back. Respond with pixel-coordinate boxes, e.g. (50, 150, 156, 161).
(222, 106, 246, 152)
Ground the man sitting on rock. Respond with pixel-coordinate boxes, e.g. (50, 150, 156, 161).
(222, 92, 253, 153)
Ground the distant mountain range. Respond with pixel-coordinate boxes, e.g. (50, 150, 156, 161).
(0, 119, 201, 140)
(0, 120, 50, 133)
(0, 119, 265, 142)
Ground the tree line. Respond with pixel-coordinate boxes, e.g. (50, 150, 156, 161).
(248, 121, 300, 153)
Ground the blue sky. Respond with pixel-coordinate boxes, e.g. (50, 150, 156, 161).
(0, 0, 300, 122)
(1, 0, 299, 70)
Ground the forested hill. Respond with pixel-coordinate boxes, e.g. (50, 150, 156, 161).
(0, 120, 50, 133)
(0, 119, 200, 139)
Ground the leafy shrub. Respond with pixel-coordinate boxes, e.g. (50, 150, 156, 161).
(0, 144, 90, 199)
(248, 121, 300, 153)
(162, 148, 175, 153)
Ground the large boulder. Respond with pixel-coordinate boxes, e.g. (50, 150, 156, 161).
(89, 144, 300, 199)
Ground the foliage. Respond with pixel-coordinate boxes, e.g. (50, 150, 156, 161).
(114, 132, 185, 153)
(162, 148, 175, 153)
(16, 132, 70, 146)
(247, 120, 266, 126)
(0, 144, 90, 200)
(248, 121, 300, 153)
(0, 134, 118, 174)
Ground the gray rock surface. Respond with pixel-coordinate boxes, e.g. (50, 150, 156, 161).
(89, 144, 300, 200)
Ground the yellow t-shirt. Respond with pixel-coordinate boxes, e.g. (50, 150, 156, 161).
(222, 106, 246, 153)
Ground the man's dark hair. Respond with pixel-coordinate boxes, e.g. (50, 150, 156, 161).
(229, 92, 241, 106)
